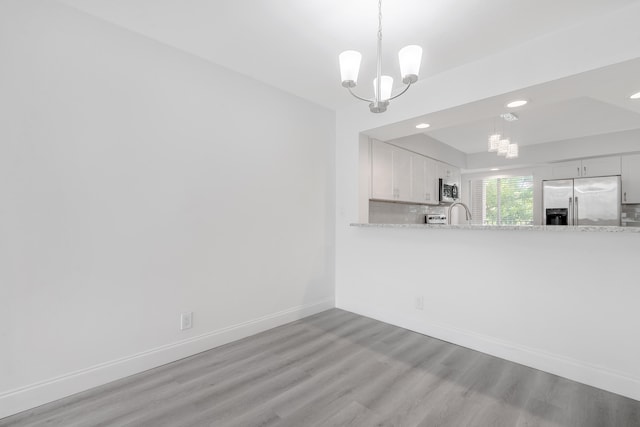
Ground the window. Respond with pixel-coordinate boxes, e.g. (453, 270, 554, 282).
(470, 175, 534, 225)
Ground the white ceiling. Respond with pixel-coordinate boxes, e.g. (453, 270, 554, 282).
(57, 0, 638, 110)
(427, 98, 640, 153)
(364, 58, 640, 153)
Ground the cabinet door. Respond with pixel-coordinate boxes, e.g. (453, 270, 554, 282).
(437, 161, 451, 179)
(425, 157, 438, 204)
(410, 154, 426, 203)
(622, 154, 640, 204)
(437, 161, 460, 181)
(551, 160, 582, 179)
(371, 140, 394, 200)
(393, 148, 412, 202)
(581, 156, 621, 177)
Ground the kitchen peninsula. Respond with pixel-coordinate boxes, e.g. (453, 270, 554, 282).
(351, 222, 640, 232)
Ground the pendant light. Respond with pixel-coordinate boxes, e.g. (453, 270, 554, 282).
(338, 0, 423, 113)
(488, 114, 519, 159)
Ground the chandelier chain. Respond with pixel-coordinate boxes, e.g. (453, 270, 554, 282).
(378, 0, 382, 41)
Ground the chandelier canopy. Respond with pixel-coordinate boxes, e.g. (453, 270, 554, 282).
(338, 0, 423, 113)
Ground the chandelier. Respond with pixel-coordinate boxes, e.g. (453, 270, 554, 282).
(338, 0, 423, 113)
(488, 114, 519, 159)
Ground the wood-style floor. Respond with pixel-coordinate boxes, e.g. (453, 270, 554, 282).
(3, 309, 639, 427)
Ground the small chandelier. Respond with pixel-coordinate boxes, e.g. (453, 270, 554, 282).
(488, 115, 519, 159)
(338, 0, 423, 113)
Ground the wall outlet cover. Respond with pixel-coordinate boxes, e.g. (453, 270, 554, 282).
(180, 312, 193, 330)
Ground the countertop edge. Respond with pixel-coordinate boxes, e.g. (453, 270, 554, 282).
(350, 223, 640, 233)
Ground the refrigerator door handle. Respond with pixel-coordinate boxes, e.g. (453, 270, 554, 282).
(568, 197, 573, 225)
(575, 196, 579, 226)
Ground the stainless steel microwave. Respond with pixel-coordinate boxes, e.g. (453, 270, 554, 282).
(439, 178, 459, 203)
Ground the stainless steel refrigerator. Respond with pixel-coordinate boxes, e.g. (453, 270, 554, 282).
(542, 176, 621, 226)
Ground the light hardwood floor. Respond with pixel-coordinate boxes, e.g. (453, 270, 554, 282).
(3, 309, 640, 426)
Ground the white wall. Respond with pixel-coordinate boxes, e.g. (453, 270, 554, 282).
(336, 1, 640, 401)
(0, 0, 335, 417)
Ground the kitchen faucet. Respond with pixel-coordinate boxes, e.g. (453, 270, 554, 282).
(448, 202, 472, 225)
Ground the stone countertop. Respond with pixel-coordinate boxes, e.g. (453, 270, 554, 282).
(350, 223, 640, 233)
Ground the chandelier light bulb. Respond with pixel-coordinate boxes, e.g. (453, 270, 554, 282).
(497, 139, 510, 156)
(339, 50, 362, 88)
(399, 45, 422, 84)
(373, 76, 394, 101)
(506, 143, 519, 159)
(488, 133, 501, 152)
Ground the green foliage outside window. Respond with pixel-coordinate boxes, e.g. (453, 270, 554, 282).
(482, 176, 533, 225)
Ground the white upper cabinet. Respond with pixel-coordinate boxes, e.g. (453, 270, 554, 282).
(370, 140, 440, 204)
(410, 153, 426, 204)
(551, 160, 582, 179)
(436, 161, 461, 192)
(551, 157, 621, 179)
(581, 156, 621, 177)
(425, 157, 438, 204)
(370, 140, 412, 202)
(437, 161, 459, 181)
(393, 148, 412, 202)
(622, 154, 640, 204)
(411, 155, 438, 204)
(371, 140, 394, 200)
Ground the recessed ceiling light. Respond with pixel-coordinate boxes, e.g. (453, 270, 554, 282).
(490, 168, 500, 171)
(630, 92, 640, 99)
(506, 100, 528, 108)
(416, 123, 430, 129)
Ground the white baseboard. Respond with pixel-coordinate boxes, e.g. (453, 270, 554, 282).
(0, 298, 335, 420)
(337, 301, 640, 402)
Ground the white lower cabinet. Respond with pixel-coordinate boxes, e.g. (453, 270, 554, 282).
(622, 154, 640, 203)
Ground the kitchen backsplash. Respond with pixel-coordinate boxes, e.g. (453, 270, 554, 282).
(622, 204, 640, 227)
(369, 200, 446, 224)
(371, 201, 640, 226)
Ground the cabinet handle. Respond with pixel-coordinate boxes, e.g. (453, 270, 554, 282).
(577, 167, 580, 175)
(584, 166, 587, 175)
(624, 192, 627, 202)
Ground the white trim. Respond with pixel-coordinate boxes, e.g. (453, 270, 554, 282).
(0, 298, 335, 419)
(337, 301, 640, 402)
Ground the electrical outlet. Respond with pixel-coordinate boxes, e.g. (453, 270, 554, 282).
(180, 312, 193, 330)
(415, 296, 424, 311)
